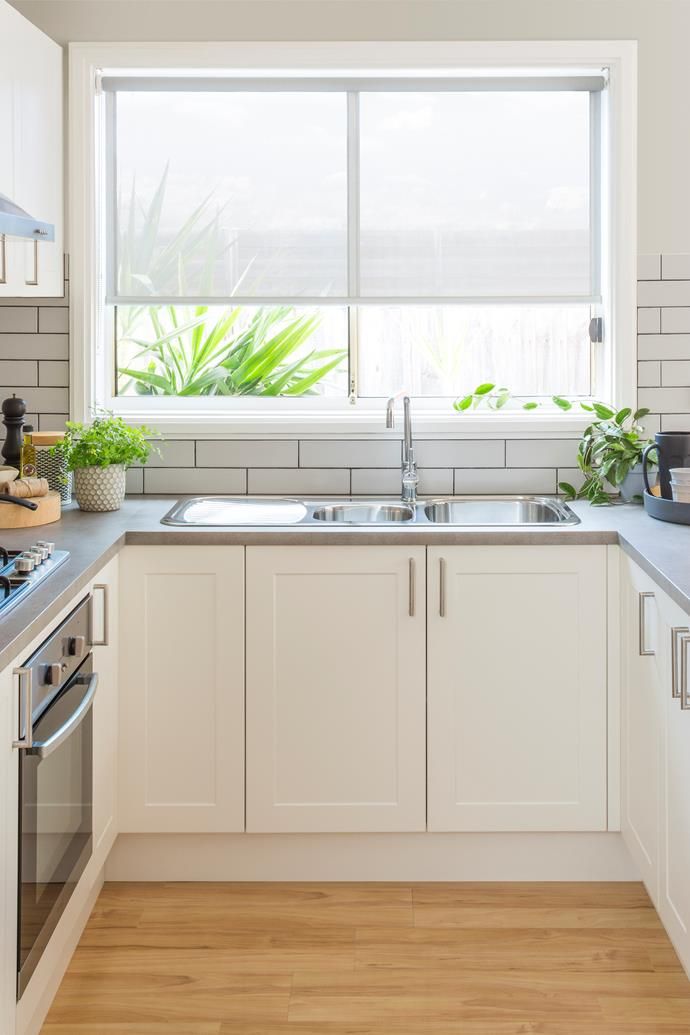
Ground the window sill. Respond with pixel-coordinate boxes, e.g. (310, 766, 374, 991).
(108, 405, 593, 440)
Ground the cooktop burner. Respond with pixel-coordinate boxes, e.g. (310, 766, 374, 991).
(0, 542, 69, 618)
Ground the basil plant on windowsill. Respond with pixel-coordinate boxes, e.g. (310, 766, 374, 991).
(52, 414, 160, 513)
(453, 384, 654, 506)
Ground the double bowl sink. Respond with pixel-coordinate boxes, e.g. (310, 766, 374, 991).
(162, 495, 579, 527)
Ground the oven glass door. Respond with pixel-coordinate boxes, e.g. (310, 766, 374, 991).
(18, 656, 94, 998)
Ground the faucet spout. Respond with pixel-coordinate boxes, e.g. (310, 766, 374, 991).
(385, 393, 418, 503)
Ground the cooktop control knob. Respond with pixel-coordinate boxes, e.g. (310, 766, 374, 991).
(68, 635, 86, 658)
(36, 541, 55, 556)
(14, 555, 35, 573)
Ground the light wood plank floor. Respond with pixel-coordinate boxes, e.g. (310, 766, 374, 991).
(41, 881, 690, 1034)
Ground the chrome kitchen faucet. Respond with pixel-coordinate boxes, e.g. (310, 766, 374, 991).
(385, 392, 418, 504)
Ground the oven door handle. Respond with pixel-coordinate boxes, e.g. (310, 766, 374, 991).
(28, 672, 99, 759)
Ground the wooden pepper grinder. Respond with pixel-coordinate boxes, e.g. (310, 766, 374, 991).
(2, 394, 26, 470)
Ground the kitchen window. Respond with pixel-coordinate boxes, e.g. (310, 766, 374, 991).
(71, 42, 636, 432)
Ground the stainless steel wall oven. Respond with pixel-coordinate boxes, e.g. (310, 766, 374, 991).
(14, 595, 98, 998)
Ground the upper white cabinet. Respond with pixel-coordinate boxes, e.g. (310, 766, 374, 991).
(246, 546, 427, 832)
(0, 0, 63, 296)
(118, 546, 245, 833)
(620, 555, 662, 904)
(427, 545, 608, 832)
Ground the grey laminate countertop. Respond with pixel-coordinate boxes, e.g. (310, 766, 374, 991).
(0, 495, 688, 670)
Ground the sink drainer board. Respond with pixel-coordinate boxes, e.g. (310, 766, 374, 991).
(161, 496, 580, 527)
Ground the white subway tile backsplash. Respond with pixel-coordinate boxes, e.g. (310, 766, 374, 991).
(660, 414, 690, 432)
(38, 360, 69, 387)
(638, 361, 661, 387)
(125, 467, 144, 494)
(638, 387, 690, 413)
(505, 439, 577, 468)
(414, 439, 504, 468)
(0, 333, 68, 360)
(38, 307, 69, 334)
(299, 439, 401, 468)
(248, 468, 350, 495)
(144, 439, 195, 468)
(638, 334, 690, 361)
(0, 307, 37, 333)
(557, 468, 617, 495)
(196, 439, 297, 468)
(638, 308, 661, 334)
(145, 467, 246, 495)
(662, 254, 690, 280)
(638, 254, 661, 280)
(38, 414, 68, 432)
(0, 361, 37, 387)
(662, 361, 690, 387)
(350, 467, 453, 496)
(661, 308, 690, 334)
(638, 281, 690, 307)
(453, 468, 557, 495)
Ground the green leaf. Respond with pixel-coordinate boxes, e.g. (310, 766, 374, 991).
(522, 401, 539, 411)
(552, 396, 573, 411)
(633, 408, 651, 421)
(558, 481, 577, 499)
(454, 395, 473, 412)
(614, 407, 632, 425)
(592, 402, 615, 420)
(474, 383, 495, 395)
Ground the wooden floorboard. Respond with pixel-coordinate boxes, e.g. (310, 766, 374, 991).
(41, 881, 690, 1034)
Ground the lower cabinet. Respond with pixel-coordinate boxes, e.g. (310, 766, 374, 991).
(655, 587, 690, 973)
(245, 546, 427, 832)
(621, 555, 662, 904)
(118, 546, 245, 833)
(91, 556, 120, 868)
(0, 664, 18, 1035)
(427, 545, 608, 831)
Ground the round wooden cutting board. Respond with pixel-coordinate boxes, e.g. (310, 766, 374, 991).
(0, 490, 61, 528)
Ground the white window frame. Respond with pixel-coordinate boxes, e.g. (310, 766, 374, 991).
(69, 40, 637, 440)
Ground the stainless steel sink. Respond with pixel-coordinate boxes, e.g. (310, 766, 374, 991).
(311, 502, 414, 524)
(423, 496, 578, 526)
(161, 496, 309, 526)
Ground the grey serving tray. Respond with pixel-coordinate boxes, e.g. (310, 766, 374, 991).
(644, 490, 690, 525)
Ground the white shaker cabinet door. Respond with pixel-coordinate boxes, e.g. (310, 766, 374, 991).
(118, 546, 245, 833)
(656, 588, 690, 975)
(620, 556, 663, 905)
(427, 545, 608, 832)
(0, 663, 18, 1035)
(246, 546, 426, 833)
(91, 556, 120, 867)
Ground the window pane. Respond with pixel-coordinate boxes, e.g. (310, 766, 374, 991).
(115, 305, 348, 397)
(359, 92, 591, 298)
(357, 305, 591, 398)
(115, 92, 347, 298)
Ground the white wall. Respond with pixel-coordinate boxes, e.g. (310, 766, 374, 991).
(8, 0, 690, 254)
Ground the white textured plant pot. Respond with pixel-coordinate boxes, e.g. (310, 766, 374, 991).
(74, 463, 126, 512)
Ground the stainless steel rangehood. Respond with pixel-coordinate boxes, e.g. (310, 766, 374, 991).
(0, 192, 54, 241)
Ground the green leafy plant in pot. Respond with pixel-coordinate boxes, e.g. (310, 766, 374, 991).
(52, 414, 159, 512)
(558, 403, 653, 505)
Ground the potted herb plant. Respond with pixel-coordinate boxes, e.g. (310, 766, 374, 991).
(53, 414, 159, 512)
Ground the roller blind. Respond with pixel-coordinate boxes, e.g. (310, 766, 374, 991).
(103, 72, 605, 305)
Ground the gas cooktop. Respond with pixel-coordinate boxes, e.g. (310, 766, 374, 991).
(0, 543, 69, 618)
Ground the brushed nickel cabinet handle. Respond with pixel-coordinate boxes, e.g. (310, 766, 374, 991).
(408, 558, 415, 618)
(91, 583, 109, 646)
(0, 234, 6, 286)
(671, 627, 689, 699)
(24, 239, 38, 287)
(639, 592, 655, 656)
(681, 634, 690, 711)
(439, 557, 446, 618)
(12, 667, 33, 751)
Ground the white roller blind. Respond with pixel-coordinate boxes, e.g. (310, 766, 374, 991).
(103, 73, 604, 305)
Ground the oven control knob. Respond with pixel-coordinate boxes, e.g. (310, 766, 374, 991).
(44, 662, 62, 686)
(68, 635, 86, 658)
(36, 541, 55, 556)
(15, 555, 35, 573)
